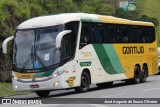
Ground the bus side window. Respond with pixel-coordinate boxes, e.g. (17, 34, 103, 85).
(80, 23, 92, 49)
(139, 27, 146, 43)
(147, 26, 155, 43)
(121, 25, 129, 43)
(115, 25, 122, 43)
(132, 26, 140, 43)
(108, 25, 116, 43)
(62, 35, 72, 63)
(65, 21, 79, 56)
(92, 24, 103, 43)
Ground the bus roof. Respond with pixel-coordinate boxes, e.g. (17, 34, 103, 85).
(17, 13, 154, 29)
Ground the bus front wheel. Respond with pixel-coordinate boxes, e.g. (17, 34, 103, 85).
(35, 90, 50, 97)
(75, 72, 90, 93)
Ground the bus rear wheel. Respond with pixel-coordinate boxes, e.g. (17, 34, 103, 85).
(126, 66, 140, 84)
(35, 90, 50, 97)
(140, 65, 148, 83)
(75, 72, 90, 93)
(133, 66, 141, 84)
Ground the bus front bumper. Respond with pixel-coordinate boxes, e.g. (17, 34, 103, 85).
(12, 75, 66, 91)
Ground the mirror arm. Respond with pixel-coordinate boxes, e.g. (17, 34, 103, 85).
(56, 30, 72, 48)
(2, 36, 14, 54)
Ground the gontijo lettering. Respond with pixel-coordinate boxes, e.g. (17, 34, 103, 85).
(122, 46, 144, 54)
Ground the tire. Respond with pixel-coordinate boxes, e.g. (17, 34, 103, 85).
(75, 72, 90, 93)
(126, 66, 140, 84)
(35, 90, 50, 97)
(140, 65, 148, 83)
(133, 66, 141, 84)
(96, 82, 113, 89)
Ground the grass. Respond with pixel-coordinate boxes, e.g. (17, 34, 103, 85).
(0, 82, 29, 97)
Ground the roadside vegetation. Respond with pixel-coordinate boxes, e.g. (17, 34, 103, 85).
(0, 82, 29, 97)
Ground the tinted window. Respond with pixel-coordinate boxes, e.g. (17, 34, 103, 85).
(80, 22, 155, 46)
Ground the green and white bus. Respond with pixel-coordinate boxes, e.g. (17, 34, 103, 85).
(2, 13, 158, 97)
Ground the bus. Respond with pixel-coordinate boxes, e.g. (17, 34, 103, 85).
(2, 13, 158, 97)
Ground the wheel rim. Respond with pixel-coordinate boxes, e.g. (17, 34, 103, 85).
(135, 70, 140, 82)
(81, 76, 88, 88)
(136, 73, 139, 81)
(142, 70, 146, 80)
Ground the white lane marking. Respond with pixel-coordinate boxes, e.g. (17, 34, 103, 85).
(101, 93, 126, 98)
(143, 87, 160, 92)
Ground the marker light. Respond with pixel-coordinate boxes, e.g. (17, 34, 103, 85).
(53, 73, 58, 78)
(51, 69, 65, 78)
(14, 85, 18, 89)
(53, 82, 59, 86)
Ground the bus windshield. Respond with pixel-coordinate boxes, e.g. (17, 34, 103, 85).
(13, 26, 62, 70)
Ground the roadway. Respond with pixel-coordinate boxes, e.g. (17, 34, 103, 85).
(1, 74, 160, 107)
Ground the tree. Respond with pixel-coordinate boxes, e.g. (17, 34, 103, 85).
(139, 14, 159, 27)
(115, 8, 140, 20)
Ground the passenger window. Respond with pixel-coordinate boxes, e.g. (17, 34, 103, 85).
(62, 36, 72, 63)
(80, 23, 92, 48)
(92, 24, 103, 43)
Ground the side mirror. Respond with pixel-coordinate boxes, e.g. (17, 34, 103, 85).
(2, 36, 14, 54)
(56, 30, 72, 48)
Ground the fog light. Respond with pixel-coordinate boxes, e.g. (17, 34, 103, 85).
(53, 82, 59, 86)
(14, 85, 18, 89)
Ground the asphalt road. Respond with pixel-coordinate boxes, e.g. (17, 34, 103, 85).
(1, 74, 160, 107)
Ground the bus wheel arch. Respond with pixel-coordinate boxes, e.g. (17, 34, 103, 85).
(74, 68, 91, 93)
(140, 63, 148, 83)
(82, 68, 91, 84)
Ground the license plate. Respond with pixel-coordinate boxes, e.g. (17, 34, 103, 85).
(30, 84, 39, 88)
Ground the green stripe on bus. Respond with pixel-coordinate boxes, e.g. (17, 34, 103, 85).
(42, 69, 56, 77)
(103, 44, 125, 73)
(93, 44, 117, 74)
(34, 72, 45, 77)
(93, 44, 125, 74)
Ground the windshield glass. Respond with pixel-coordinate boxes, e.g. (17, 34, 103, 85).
(13, 30, 35, 69)
(13, 26, 61, 70)
(35, 27, 60, 68)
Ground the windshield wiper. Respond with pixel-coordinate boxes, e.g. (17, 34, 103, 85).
(35, 52, 45, 68)
(22, 45, 34, 69)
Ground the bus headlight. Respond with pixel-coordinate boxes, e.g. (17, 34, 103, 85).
(53, 81, 59, 86)
(52, 69, 65, 78)
(14, 84, 18, 89)
(12, 75, 18, 80)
